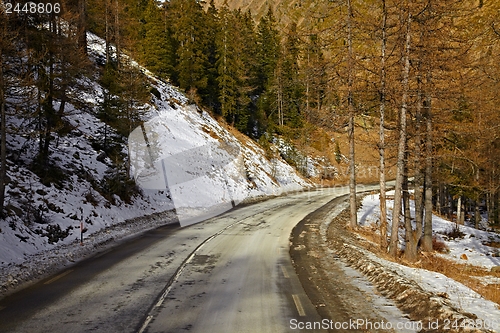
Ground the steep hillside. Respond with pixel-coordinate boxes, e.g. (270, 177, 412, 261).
(0, 32, 310, 273)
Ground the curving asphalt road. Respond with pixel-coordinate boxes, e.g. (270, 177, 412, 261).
(0, 187, 353, 333)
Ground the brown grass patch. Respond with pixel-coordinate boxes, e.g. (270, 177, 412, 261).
(432, 235, 449, 253)
(415, 254, 500, 307)
(200, 124, 220, 140)
(484, 241, 500, 249)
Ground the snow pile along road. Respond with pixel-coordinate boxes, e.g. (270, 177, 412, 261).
(324, 194, 500, 332)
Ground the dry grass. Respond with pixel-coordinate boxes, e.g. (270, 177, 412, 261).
(432, 235, 448, 253)
(485, 241, 500, 249)
(415, 254, 500, 307)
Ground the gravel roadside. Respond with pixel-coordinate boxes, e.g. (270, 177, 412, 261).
(290, 195, 493, 333)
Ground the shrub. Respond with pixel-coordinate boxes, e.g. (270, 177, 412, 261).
(432, 235, 449, 253)
(443, 224, 465, 240)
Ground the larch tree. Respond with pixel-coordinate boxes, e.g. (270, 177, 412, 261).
(346, 0, 357, 229)
(303, 33, 327, 125)
(378, 0, 389, 250)
(389, 3, 412, 258)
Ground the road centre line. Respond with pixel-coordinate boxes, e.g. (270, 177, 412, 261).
(137, 213, 260, 333)
(43, 269, 73, 285)
(292, 294, 306, 316)
(281, 265, 290, 278)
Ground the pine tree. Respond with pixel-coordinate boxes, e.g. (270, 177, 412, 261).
(255, 7, 281, 131)
(216, 6, 256, 132)
(139, 0, 173, 78)
(167, 0, 209, 101)
(240, 10, 261, 135)
(216, 3, 238, 122)
(280, 22, 304, 128)
(203, 0, 220, 110)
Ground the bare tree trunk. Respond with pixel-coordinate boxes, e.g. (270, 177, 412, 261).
(389, 11, 412, 257)
(475, 199, 481, 229)
(114, 0, 121, 68)
(78, 0, 87, 54)
(105, 0, 110, 64)
(347, 0, 357, 228)
(414, 63, 424, 235)
(403, 153, 422, 261)
(436, 182, 442, 215)
(0, 42, 6, 215)
(457, 195, 463, 225)
(305, 50, 310, 122)
(421, 85, 434, 251)
(497, 190, 500, 224)
(487, 191, 491, 223)
(379, 0, 388, 250)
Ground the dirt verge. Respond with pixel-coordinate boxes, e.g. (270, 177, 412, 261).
(290, 195, 494, 333)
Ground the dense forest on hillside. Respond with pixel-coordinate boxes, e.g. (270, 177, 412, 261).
(1, 0, 500, 261)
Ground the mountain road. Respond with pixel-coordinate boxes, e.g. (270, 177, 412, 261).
(0, 187, 357, 333)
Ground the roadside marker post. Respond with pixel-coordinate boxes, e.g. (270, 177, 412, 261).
(79, 207, 84, 246)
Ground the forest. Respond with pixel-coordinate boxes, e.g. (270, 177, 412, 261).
(1, 0, 500, 262)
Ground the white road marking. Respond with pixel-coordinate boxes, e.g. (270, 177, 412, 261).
(44, 270, 73, 285)
(138, 315, 153, 333)
(292, 294, 306, 316)
(137, 215, 252, 333)
(281, 265, 289, 278)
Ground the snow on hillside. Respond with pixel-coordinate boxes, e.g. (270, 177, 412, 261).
(0, 31, 310, 289)
(358, 191, 500, 270)
(357, 193, 500, 330)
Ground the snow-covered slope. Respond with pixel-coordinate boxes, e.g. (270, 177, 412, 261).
(0, 32, 310, 273)
(356, 192, 500, 329)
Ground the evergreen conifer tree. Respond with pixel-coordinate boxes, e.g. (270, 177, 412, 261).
(167, 0, 209, 101)
(256, 7, 281, 131)
(281, 22, 304, 128)
(139, 0, 173, 79)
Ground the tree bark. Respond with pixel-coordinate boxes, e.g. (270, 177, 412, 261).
(389, 10, 412, 257)
(414, 62, 424, 236)
(378, 0, 388, 250)
(475, 200, 481, 229)
(457, 195, 462, 224)
(421, 75, 434, 252)
(0, 36, 6, 215)
(105, 0, 111, 65)
(347, 0, 357, 228)
(403, 157, 421, 261)
(78, 0, 87, 54)
(114, 0, 121, 68)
